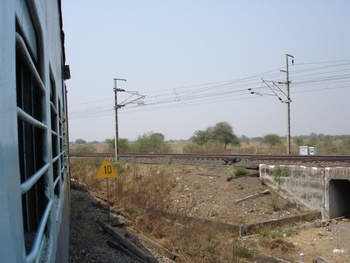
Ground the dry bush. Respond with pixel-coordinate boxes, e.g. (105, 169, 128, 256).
(70, 157, 104, 191)
(70, 159, 260, 262)
(261, 238, 297, 260)
(113, 163, 174, 217)
(262, 238, 295, 251)
(163, 220, 255, 263)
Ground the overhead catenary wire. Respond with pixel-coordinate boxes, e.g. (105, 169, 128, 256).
(68, 60, 350, 120)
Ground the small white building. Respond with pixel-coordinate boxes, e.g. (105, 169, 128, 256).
(299, 146, 317, 155)
(299, 146, 309, 155)
(309, 147, 318, 155)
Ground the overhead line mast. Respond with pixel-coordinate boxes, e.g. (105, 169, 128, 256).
(251, 54, 294, 155)
(113, 78, 145, 161)
(114, 78, 127, 161)
(279, 54, 294, 155)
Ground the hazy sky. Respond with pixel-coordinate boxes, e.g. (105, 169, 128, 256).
(62, 0, 350, 142)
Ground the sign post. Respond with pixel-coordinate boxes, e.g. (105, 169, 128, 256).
(96, 157, 119, 221)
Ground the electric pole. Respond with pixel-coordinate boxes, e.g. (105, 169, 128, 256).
(281, 54, 294, 155)
(250, 54, 294, 155)
(114, 78, 126, 161)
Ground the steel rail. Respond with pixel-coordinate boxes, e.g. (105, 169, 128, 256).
(70, 152, 350, 162)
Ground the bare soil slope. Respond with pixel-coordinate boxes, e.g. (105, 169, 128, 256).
(69, 164, 350, 262)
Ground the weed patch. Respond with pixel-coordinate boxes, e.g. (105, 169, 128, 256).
(234, 241, 253, 258)
(262, 238, 296, 253)
(233, 167, 249, 177)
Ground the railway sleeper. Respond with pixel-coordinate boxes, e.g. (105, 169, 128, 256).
(222, 157, 238, 165)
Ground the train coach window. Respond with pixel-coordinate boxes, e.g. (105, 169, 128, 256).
(50, 73, 61, 195)
(58, 99, 66, 183)
(9, 1, 71, 261)
(17, 54, 47, 253)
(50, 71, 66, 197)
(16, 27, 49, 254)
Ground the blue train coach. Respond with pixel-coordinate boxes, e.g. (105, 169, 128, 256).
(0, 0, 71, 262)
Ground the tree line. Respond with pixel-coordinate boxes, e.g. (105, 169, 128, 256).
(72, 121, 350, 155)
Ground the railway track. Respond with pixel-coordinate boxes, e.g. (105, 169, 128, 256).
(70, 152, 350, 165)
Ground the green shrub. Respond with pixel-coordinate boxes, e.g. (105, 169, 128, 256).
(238, 183, 244, 190)
(272, 165, 289, 189)
(285, 228, 298, 237)
(204, 242, 218, 254)
(128, 132, 171, 153)
(234, 241, 252, 258)
(257, 226, 271, 237)
(233, 167, 249, 177)
(305, 214, 316, 222)
(269, 193, 280, 212)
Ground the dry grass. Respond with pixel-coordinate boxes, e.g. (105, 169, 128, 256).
(260, 238, 298, 262)
(70, 158, 316, 262)
(261, 238, 296, 253)
(70, 158, 262, 262)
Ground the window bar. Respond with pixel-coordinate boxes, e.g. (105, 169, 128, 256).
(50, 102, 57, 115)
(52, 151, 64, 163)
(51, 130, 58, 137)
(17, 108, 47, 130)
(20, 163, 50, 195)
(53, 174, 60, 189)
(60, 162, 66, 176)
(15, 33, 45, 94)
(26, 199, 53, 263)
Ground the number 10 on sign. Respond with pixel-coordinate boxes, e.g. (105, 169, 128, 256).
(95, 157, 119, 221)
(96, 158, 118, 179)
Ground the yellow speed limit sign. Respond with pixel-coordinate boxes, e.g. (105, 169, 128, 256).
(96, 157, 119, 179)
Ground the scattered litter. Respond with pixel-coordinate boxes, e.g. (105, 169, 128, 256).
(333, 248, 346, 253)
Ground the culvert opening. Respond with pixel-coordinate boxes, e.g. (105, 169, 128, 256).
(329, 179, 350, 219)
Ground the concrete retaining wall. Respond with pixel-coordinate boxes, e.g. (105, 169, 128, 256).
(259, 164, 350, 219)
(325, 167, 350, 219)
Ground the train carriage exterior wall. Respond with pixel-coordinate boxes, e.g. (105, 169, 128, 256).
(0, 0, 70, 262)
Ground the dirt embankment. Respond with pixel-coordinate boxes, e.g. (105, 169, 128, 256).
(69, 164, 350, 263)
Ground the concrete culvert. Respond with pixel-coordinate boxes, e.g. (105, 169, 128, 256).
(329, 179, 350, 219)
